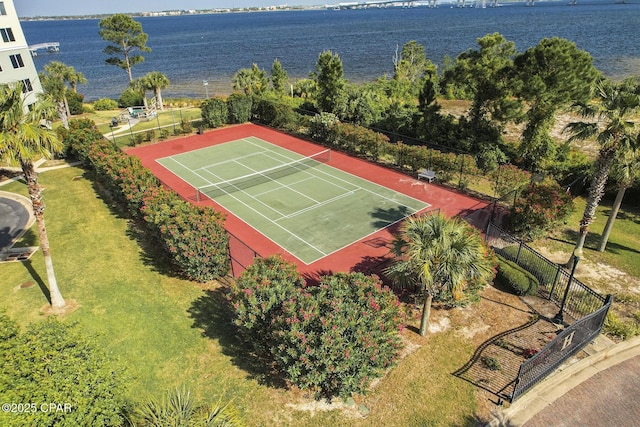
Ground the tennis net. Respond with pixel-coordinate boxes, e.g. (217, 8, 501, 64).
(195, 149, 331, 202)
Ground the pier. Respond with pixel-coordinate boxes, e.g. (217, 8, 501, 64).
(28, 42, 60, 56)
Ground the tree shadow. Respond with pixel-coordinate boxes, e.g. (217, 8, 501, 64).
(555, 228, 640, 256)
(369, 205, 412, 229)
(187, 287, 287, 390)
(22, 258, 50, 304)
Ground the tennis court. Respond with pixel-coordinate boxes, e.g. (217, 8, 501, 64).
(156, 137, 429, 264)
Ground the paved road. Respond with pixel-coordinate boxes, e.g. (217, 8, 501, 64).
(0, 196, 30, 250)
(524, 355, 640, 427)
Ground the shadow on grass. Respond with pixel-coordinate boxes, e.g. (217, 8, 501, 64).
(551, 228, 640, 256)
(22, 258, 50, 304)
(187, 287, 287, 390)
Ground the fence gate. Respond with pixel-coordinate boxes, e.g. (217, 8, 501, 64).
(511, 296, 613, 401)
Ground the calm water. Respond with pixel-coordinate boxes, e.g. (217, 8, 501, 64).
(21, 3, 640, 101)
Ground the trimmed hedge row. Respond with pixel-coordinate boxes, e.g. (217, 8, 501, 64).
(60, 119, 229, 281)
(495, 254, 539, 296)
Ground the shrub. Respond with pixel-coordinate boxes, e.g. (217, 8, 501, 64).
(228, 256, 304, 352)
(118, 88, 143, 108)
(57, 118, 104, 161)
(270, 272, 404, 399)
(67, 91, 84, 115)
(308, 112, 338, 144)
(603, 312, 640, 340)
(180, 118, 193, 134)
(496, 255, 539, 296)
(509, 181, 574, 240)
(201, 97, 228, 128)
(226, 93, 253, 124)
(93, 97, 119, 111)
(481, 356, 501, 371)
(0, 316, 129, 427)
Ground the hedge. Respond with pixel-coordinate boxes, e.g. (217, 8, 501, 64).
(496, 255, 539, 296)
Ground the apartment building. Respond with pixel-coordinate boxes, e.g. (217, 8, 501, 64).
(0, 0, 43, 107)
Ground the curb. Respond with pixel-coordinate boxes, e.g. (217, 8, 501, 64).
(487, 335, 640, 426)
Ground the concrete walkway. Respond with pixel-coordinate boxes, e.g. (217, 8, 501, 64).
(488, 335, 640, 426)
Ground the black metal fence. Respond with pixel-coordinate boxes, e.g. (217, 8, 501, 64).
(486, 222, 606, 319)
(484, 221, 612, 401)
(511, 295, 613, 401)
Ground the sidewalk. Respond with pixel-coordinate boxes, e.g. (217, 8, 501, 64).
(488, 335, 640, 426)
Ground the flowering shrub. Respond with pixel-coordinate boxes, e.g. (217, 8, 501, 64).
(228, 256, 305, 352)
(509, 181, 574, 240)
(270, 272, 404, 399)
(229, 260, 405, 399)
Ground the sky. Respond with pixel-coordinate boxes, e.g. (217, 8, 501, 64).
(13, 0, 319, 18)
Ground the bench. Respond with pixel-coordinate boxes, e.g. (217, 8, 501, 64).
(417, 169, 436, 183)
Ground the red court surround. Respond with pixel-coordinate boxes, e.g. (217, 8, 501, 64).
(127, 123, 488, 280)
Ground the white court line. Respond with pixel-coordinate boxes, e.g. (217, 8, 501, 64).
(275, 190, 357, 222)
(253, 176, 315, 198)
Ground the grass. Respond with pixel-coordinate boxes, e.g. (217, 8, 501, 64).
(0, 166, 481, 426)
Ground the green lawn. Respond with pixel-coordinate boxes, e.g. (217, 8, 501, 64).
(0, 166, 479, 426)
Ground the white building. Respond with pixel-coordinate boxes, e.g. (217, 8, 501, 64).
(0, 0, 43, 107)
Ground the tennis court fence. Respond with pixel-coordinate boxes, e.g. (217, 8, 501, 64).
(227, 230, 261, 278)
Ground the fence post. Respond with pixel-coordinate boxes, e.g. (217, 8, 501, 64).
(459, 155, 465, 189)
(516, 240, 523, 263)
(549, 264, 562, 301)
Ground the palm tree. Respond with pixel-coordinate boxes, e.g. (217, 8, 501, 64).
(38, 61, 70, 129)
(64, 65, 87, 94)
(386, 213, 495, 336)
(0, 83, 66, 308)
(130, 77, 149, 109)
(144, 71, 170, 111)
(564, 77, 640, 264)
(597, 148, 640, 252)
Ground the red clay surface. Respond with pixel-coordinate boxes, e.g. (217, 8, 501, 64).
(127, 123, 488, 279)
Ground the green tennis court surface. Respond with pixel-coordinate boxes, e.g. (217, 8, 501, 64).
(157, 137, 429, 264)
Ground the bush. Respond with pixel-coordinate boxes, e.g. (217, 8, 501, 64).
(270, 272, 404, 399)
(180, 118, 193, 134)
(93, 97, 119, 111)
(67, 91, 84, 115)
(489, 164, 531, 198)
(509, 181, 575, 240)
(201, 97, 228, 128)
(496, 255, 539, 296)
(228, 256, 304, 352)
(57, 118, 104, 161)
(226, 93, 253, 124)
(0, 316, 129, 427)
(118, 88, 143, 108)
(603, 312, 640, 340)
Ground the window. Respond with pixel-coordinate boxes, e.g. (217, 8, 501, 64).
(1, 28, 15, 43)
(21, 79, 33, 93)
(10, 54, 24, 69)
(0, 3, 6, 16)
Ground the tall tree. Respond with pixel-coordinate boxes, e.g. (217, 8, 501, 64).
(144, 71, 170, 110)
(564, 78, 640, 264)
(270, 58, 288, 96)
(597, 148, 640, 252)
(312, 50, 345, 114)
(386, 213, 495, 336)
(514, 37, 600, 171)
(0, 83, 66, 308)
(99, 14, 151, 83)
(130, 76, 149, 109)
(38, 61, 70, 129)
(393, 40, 437, 99)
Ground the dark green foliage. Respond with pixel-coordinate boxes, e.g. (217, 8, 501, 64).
(59, 119, 230, 281)
(99, 14, 151, 82)
(226, 93, 253, 124)
(180, 118, 193, 134)
(93, 97, 119, 111)
(200, 97, 228, 128)
(0, 316, 129, 427)
(496, 255, 539, 296)
(488, 164, 531, 197)
(509, 181, 575, 240)
(313, 50, 345, 114)
(118, 87, 143, 108)
(270, 58, 288, 95)
(229, 258, 404, 399)
(66, 91, 84, 115)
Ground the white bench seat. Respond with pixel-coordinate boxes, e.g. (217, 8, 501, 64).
(418, 169, 436, 183)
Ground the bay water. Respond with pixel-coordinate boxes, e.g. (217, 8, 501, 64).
(21, 3, 640, 101)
